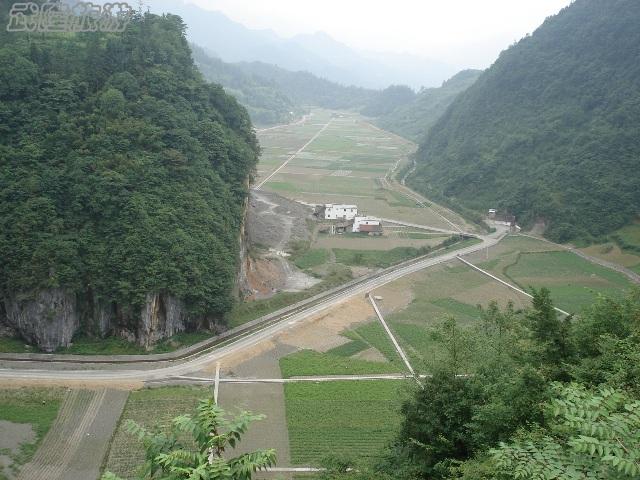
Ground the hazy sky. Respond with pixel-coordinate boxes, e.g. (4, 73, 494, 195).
(181, 0, 574, 69)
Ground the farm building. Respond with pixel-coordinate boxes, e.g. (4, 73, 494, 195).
(352, 216, 383, 235)
(323, 204, 358, 220)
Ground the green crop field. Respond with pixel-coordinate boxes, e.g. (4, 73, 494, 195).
(279, 349, 401, 378)
(377, 233, 634, 374)
(279, 319, 405, 377)
(104, 387, 206, 479)
(0, 388, 64, 476)
(503, 250, 631, 313)
(284, 381, 408, 465)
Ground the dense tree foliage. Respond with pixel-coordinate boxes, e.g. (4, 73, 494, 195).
(410, 0, 640, 242)
(102, 400, 276, 479)
(371, 288, 640, 480)
(231, 61, 376, 110)
(361, 85, 417, 118)
(0, 6, 258, 330)
(371, 71, 481, 142)
(192, 45, 301, 126)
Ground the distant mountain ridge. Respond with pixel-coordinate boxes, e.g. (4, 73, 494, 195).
(192, 46, 376, 126)
(148, 0, 457, 89)
(409, 0, 640, 241)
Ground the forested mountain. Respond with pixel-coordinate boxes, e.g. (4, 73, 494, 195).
(372, 70, 482, 142)
(0, 7, 258, 351)
(191, 45, 301, 126)
(232, 61, 376, 110)
(409, 0, 640, 242)
(361, 85, 417, 118)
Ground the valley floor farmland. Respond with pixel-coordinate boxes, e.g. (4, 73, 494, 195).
(256, 109, 471, 232)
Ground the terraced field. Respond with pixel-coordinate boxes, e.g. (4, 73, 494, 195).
(284, 380, 407, 466)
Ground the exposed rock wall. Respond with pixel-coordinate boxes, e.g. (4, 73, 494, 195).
(137, 293, 187, 349)
(0, 289, 194, 352)
(4, 289, 79, 352)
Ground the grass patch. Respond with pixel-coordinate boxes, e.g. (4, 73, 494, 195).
(503, 250, 631, 313)
(346, 321, 403, 366)
(326, 338, 369, 357)
(0, 388, 64, 474)
(104, 386, 206, 479)
(279, 349, 400, 378)
(0, 336, 35, 353)
(430, 298, 481, 319)
(293, 249, 329, 270)
(284, 381, 407, 465)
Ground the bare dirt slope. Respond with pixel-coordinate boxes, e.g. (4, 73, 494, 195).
(242, 191, 319, 299)
(16, 388, 128, 480)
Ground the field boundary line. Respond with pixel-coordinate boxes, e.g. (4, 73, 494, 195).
(255, 119, 332, 189)
(456, 255, 571, 316)
(368, 295, 416, 377)
(166, 373, 417, 384)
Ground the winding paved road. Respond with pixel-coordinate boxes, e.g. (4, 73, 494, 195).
(0, 228, 507, 383)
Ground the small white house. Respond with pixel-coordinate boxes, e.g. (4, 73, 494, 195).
(324, 204, 358, 220)
(352, 216, 382, 234)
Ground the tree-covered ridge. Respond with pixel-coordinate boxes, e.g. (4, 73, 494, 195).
(371, 70, 482, 142)
(0, 7, 258, 338)
(410, 0, 640, 242)
(192, 44, 301, 127)
(232, 61, 376, 111)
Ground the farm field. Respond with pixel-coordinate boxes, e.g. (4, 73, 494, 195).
(578, 220, 640, 271)
(367, 233, 635, 374)
(470, 235, 633, 314)
(256, 110, 468, 232)
(283, 380, 407, 466)
(0, 388, 64, 479)
(279, 319, 404, 377)
(103, 387, 205, 479)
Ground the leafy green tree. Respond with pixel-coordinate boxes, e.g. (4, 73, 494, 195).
(102, 399, 275, 480)
(492, 383, 640, 479)
(527, 288, 574, 377)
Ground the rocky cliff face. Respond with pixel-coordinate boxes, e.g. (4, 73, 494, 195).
(0, 289, 195, 352)
(4, 289, 79, 352)
(137, 293, 188, 349)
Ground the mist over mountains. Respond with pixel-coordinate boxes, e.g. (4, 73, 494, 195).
(148, 0, 457, 89)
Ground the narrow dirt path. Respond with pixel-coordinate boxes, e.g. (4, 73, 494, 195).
(16, 388, 128, 480)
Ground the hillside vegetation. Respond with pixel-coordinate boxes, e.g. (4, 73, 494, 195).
(372, 70, 482, 142)
(192, 45, 300, 126)
(0, 8, 258, 349)
(410, 0, 640, 242)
